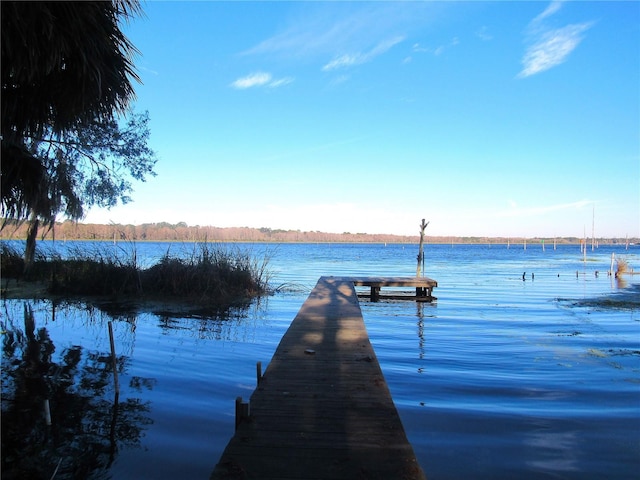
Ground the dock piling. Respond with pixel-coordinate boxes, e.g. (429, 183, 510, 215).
(235, 397, 250, 431)
(256, 361, 262, 384)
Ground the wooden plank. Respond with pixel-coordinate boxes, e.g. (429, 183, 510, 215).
(210, 277, 426, 480)
(344, 276, 438, 301)
(345, 276, 438, 288)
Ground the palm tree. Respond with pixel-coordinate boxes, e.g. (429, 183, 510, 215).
(1, 1, 146, 269)
(1, 0, 142, 225)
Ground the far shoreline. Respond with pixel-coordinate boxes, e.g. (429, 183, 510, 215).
(1, 220, 637, 247)
(2, 237, 639, 247)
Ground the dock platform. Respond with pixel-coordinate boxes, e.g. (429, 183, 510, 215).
(210, 276, 427, 480)
(343, 276, 438, 302)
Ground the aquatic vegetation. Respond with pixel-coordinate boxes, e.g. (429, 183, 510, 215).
(142, 242, 272, 306)
(0, 240, 272, 308)
(616, 256, 629, 276)
(0, 242, 24, 278)
(562, 283, 640, 311)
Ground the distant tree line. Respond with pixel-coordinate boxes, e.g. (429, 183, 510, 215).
(1, 220, 636, 245)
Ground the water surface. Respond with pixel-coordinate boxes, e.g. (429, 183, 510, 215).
(1, 242, 638, 479)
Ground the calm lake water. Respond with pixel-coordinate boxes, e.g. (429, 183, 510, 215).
(1, 241, 639, 479)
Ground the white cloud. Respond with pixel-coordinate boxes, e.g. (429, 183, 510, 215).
(323, 53, 361, 71)
(519, 23, 592, 78)
(322, 35, 405, 71)
(519, 1, 594, 78)
(231, 72, 294, 89)
(532, 0, 563, 25)
(231, 72, 272, 89)
(241, 3, 432, 60)
(267, 77, 294, 88)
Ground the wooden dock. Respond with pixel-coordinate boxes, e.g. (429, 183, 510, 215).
(210, 276, 427, 480)
(344, 276, 438, 302)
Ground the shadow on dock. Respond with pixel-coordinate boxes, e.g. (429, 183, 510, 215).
(211, 277, 426, 480)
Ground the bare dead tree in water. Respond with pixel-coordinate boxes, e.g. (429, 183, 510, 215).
(416, 219, 429, 277)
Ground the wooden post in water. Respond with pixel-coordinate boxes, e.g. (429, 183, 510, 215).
(235, 397, 250, 430)
(610, 253, 615, 276)
(43, 399, 52, 426)
(256, 361, 262, 384)
(108, 321, 120, 395)
(416, 219, 429, 278)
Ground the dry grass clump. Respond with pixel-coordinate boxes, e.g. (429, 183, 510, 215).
(1, 241, 271, 307)
(142, 243, 271, 305)
(616, 257, 629, 277)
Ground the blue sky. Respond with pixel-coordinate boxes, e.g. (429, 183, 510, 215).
(83, 1, 639, 238)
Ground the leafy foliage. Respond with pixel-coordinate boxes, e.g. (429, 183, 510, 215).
(25, 111, 157, 222)
(1, 0, 154, 232)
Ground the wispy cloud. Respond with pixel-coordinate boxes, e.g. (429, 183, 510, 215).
(266, 77, 294, 88)
(139, 65, 159, 76)
(230, 72, 294, 89)
(532, 0, 563, 24)
(476, 26, 492, 41)
(241, 2, 445, 74)
(519, 1, 594, 78)
(231, 72, 271, 89)
(322, 35, 405, 71)
(411, 37, 459, 57)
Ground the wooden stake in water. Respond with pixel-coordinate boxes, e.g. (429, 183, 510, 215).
(416, 219, 429, 277)
(610, 253, 615, 276)
(256, 361, 262, 384)
(108, 321, 120, 395)
(235, 396, 250, 430)
(44, 399, 51, 426)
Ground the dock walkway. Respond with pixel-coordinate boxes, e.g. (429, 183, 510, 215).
(211, 276, 427, 480)
(342, 276, 438, 302)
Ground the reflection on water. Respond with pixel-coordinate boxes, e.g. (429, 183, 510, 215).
(1, 294, 287, 480)
(1, 303, 153, 479)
